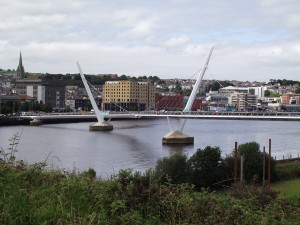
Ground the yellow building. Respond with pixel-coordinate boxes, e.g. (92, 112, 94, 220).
(102, 80, 155, 111)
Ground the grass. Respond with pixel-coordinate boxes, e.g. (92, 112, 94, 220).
(271, 178, 300, 201)
(1, 163, 300, 225)
(276, 161, 300, 181)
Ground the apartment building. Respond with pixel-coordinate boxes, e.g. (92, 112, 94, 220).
(15, 76, 66, 109)
(228, 92, 257, 111)
(281, 94, 300, 104)
(102, 80, 155, 111)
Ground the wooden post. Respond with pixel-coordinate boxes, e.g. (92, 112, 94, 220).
(234, 142, 238, 183)
(268, 139, 271, 191)
(262, 146, 265, 187)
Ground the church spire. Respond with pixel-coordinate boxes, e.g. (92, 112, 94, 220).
(17, 51, 25, 79)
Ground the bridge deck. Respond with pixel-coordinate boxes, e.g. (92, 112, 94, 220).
(15, 111, 300, 123)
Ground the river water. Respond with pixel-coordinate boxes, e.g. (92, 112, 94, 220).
(0, 118, 299, 178)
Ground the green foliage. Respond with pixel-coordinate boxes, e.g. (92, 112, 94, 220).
(1, 161, 300, 224)
(153, 143, 278, 189)
(265, 90, 281, 97)
(0, 133, 20, 163)
(275, 161, 300, 181)
(81, 168, 97, 180)
(237, 142, 277, 183)
(264, 90, 271, 96)
(189, 146, 225, 189)
(269, 79, 300, 86)
(269, 92, 281, 97)
(207, 81, 234, 91)
(271, 179, 300, 201)
(238, 142, 261, 182)
(154, 154, 190, 184)
(153, 146, 230, 190)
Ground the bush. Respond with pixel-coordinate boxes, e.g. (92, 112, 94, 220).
(188, 146, 226, 189)
(238, 142, 277, 183)
(154, 153, 190, 184)
(224, 142, 277, 184)
(275, 161, 300, 181)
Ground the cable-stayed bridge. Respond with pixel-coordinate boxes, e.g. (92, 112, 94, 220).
(14, 46, 300, 144)
(20, 110, 300, 122)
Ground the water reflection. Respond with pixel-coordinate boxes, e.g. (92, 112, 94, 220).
(162, 143, 194, 155)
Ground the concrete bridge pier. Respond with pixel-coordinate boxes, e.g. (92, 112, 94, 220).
(89, 121, 113, 131)
(30, 118, 42, 126)
(162, 117, 194, 144)
(162, 130, 194, 144)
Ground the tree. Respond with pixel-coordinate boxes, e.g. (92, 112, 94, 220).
(183, 89, 192, 96)
(173, 81, 182, 93)
(264, 90, 271, 97)
(238, 142, 276, 183)
(295, 87, 300, 94)
(154, 153, 190, 184)
(119, 75, 128, 80)
(188, 146, 225, 189)
(207, 81, 234, 92)
(83, 101, 92, 111)
(43, 102, 53, 112)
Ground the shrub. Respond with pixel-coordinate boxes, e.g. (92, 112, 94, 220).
(154, 153, 190, 184)
(188, 146, 226, 189)
(275, 161, 300, 181)
(238, 142, 277, 183)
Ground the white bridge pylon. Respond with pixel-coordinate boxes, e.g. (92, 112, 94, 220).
(163, 46, 214, 143)
(77, 62, 113, 131)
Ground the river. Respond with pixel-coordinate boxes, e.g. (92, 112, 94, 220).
(0, 118, 299, 178)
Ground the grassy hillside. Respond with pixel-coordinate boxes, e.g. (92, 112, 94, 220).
(1, 162, 300, 225)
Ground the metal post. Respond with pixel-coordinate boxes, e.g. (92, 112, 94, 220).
(234, 142, 238, 183)
(240, 155, 244, 182)
(262, 146, 265, 187)
(268, 139, 271, 191)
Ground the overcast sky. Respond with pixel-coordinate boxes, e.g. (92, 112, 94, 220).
(1, 0, 300, 82)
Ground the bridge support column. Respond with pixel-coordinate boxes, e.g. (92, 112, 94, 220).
(162, 117, 194, 144)
(30, 118, 42, 126)
(77, 62, 114, 131)
(162, 47, 213, 144)
(89, 121, 113, 131)
(162, 131, 194, 144)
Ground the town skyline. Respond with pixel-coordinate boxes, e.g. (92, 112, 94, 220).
(1, 1, 300, 82)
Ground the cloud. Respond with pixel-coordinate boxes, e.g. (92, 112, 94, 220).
(1, 0, 300, 82)
(164, 35, 190, 48)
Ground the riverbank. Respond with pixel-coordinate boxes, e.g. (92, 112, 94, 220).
(0, 116, 28, 126)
